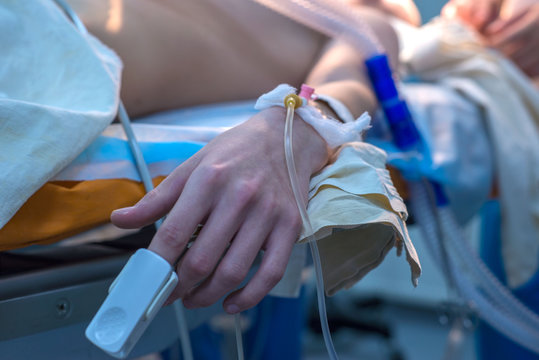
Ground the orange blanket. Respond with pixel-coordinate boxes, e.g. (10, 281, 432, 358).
(0, 177, 164, 250)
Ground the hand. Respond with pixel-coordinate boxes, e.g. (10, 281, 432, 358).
(442, 0, 504, 32)
(484, 3, 539, 78)
(111, 107, 330, 313)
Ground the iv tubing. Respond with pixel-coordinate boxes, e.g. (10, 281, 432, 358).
(283, 97, 339, 360)
(234, 313, 245, 360)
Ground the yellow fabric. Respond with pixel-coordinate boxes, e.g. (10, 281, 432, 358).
(0, 177, 164, 250)
(300, 142, 420, 294)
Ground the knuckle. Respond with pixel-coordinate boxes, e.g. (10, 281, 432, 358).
(157, 224, 184, 252)
(231, 179, 259, 207)
(282, 207, 303, 231)
(261, 267, 285, 290)
(258, 196, 279, 218)
(183, 253, 214, 278)
(197, 164, 225, 187)
(139, 187, 160, 205)
(219, 262, 248, 287)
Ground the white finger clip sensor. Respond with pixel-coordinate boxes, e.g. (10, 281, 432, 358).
(85, 249, 178, 359)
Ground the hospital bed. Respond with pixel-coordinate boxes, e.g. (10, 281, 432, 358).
(0, 229, 175, 359)
(0, 101, 311, 359)
(2, 1, 539, 359)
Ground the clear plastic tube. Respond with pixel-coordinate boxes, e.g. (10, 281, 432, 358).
(438, 206, 539, 325)
(234, 313, 245, 360)
(284, 102, 339, 360)
(252, 0, 383, 58)
(410, 181, 539, 354)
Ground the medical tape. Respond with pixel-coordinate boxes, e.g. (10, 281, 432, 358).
(254, 84, 371, 148)
(314, 93, 356, 123)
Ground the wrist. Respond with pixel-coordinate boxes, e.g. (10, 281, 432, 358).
(250, 107, 332, 177)
(255, 84, 370, 149)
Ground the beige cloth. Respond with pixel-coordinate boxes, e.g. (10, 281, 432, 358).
(301, 142, 421, 296)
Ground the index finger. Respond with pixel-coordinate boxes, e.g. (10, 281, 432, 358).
(111, 156, 201, 229)
(148, 174, 212, 265)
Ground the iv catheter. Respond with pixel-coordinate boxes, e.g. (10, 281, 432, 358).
(283, 90, 339, 360)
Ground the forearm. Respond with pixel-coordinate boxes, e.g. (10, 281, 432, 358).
(305, 6, 401, 118)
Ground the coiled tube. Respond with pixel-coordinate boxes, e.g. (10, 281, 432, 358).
(410, 181, 539, 354)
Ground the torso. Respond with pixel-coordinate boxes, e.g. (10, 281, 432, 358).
(69, 0, 327, 116)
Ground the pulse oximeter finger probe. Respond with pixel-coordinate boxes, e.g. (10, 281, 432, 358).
(85, 249, 178, 359)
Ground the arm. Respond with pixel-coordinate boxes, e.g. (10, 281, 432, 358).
(111, 7, 400, 314)
(305, 5, 401, 118)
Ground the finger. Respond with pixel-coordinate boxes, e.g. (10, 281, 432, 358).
(111, 157, 200, 228)
(182, 198, 278, 308)
(173, 177, 262, 298)
(455, 1, 474, 24)
(487, 14, 533, 47)
(485, 8, 529, 35)
(147, 167, 216, 265)
(472, 2, 500, 31)
(222, 215, 301, 314)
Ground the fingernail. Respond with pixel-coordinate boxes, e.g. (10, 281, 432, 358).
(225, 304, 240, 314)
(112, 207, 132, 216)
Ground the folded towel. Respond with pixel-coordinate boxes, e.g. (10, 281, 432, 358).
(301, 142, 420, 295)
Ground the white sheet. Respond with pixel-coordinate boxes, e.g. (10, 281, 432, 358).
(0, 0, 122, 229)
(395, 17, 539, 288)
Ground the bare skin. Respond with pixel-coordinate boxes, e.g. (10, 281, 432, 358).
(66, 0, 405, 313)
(442, 0, 539, 81)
